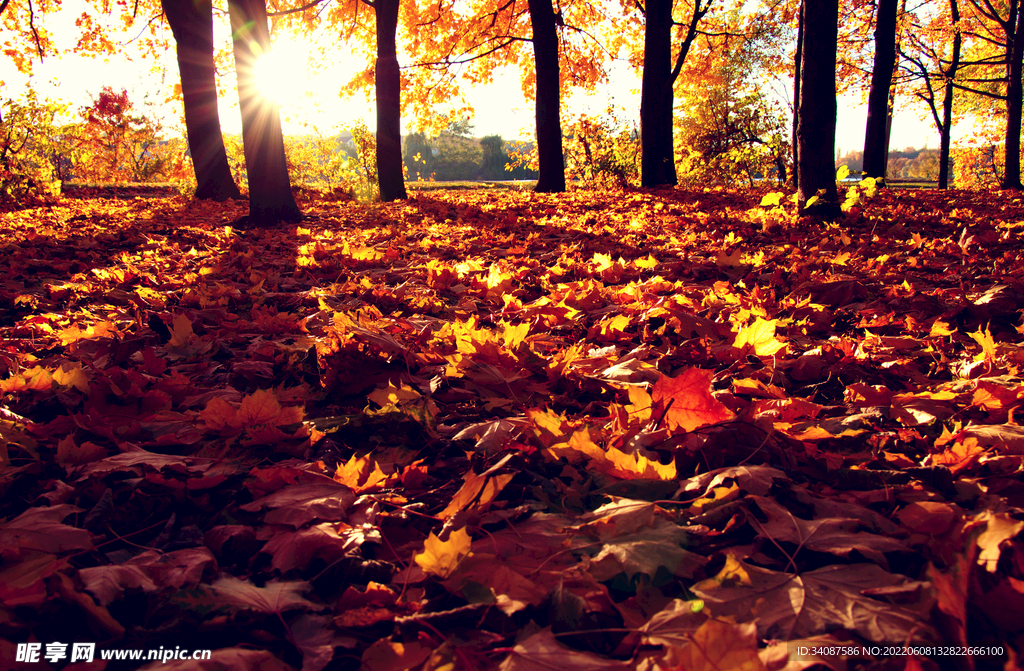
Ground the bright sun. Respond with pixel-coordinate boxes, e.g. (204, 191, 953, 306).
(252, 38, 311, 105)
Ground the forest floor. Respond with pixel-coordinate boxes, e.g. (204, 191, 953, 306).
(0, 185, 1022, 671)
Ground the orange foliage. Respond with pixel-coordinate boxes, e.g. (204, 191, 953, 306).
(0, 185, 1022, 668)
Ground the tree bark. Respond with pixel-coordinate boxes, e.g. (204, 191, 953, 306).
(792, 3, 803, 190)
(1003, 0, 1024, 189)
(162, 0, 241, 201)
(375, 0, 407, 201)
(863, 0, 898, 180)
(939, 0, 961, 189)
(797, 0, 840, 215)
(640, 0, 677, 187)
(227, 0, 302, 223)
(527, 0, 566, 193)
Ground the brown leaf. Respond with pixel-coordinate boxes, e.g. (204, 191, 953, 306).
(209, 576, 318, 614)
(0, 504, 93, 555)
(674, 619, 766, 671)
(239, 483, 356, 528)
(498, 628, 629, 671)
(691, 558, 932, 642)
(750, 496, 909, 566)
(895, 502, 958, 535)
(640, 598, 710, 648)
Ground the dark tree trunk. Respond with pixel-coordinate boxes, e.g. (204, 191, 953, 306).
(162, 0, 240, 200)
(640, 0, 677, 187)
(797, 0, 840, 215)
(862, 0, 898, 179)
(375, 0, 407, 201)
(527, 0, 565, 193)
(939, 0, 961, 189)
(1003, 0, 1024, 189)
(227, 0, 301, 223)
(792, 3, 803, 190)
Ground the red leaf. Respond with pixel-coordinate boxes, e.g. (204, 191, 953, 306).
(652, 368, 735, 432)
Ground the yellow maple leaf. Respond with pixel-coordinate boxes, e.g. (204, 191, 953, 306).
(546, 427, 605, 463)
(58, 320, 118, 346)
(52, 363, 90, 393)
(334, 454, 389, 492)
(634, 254, 659, 269)
(500, 321, 529, 350)
(415, 528, 472, 578)
(930, 320, 955, 337)
(970, 325, 997, 362)
(733, 317, 787, 356)
(368, 383, 423, 410)
(625, 385, 653, 423)
(603, 446, 676, 480)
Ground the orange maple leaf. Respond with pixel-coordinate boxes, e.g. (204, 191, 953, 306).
(439, 471, 514, 519)
(238, 389, 284, 425)
(0, 366, 54, 393)
(334, 454, 390, 493)
(652, 369, 735, 432)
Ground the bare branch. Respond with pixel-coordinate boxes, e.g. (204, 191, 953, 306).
(27, 0, 44, 62)
(407, 37, 529, 69)
(268, 0, 326, 17)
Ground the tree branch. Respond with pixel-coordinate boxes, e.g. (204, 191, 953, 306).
(268, 0, 326, 17)
(953, 82, 1007, 98)
(28, 0, 44, 62)
(407, 37, 528, 69)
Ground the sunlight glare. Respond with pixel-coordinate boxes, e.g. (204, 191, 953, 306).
(252, 38, 311, 105)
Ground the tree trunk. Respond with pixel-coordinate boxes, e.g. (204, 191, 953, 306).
(792, 3, 803, 190)
(797, 0, 840, 215)
(227, 0, 301, 223)
(527, 0, 566, 193)
(163, 0, 241, 201)
(862, 0, 898, 179)
(375, 0, 407, 201)
(1003, 0, 1024, 189)
(939, 0, 961, 189)
(640, 0, 677, 187)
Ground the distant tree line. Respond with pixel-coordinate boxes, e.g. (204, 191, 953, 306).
(837, 147, 945, 181)
(401, 120, 538, 182)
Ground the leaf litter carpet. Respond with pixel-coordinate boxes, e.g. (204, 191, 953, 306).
(1, 187, 1023, 671)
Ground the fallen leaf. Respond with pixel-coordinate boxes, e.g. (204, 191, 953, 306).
(415, 528, 472, 578)
(652, 368, 735, 432)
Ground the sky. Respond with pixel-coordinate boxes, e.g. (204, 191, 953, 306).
(0, 6, 945, 156)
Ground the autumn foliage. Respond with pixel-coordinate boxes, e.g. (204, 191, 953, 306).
(1, 185, 1023, 669)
